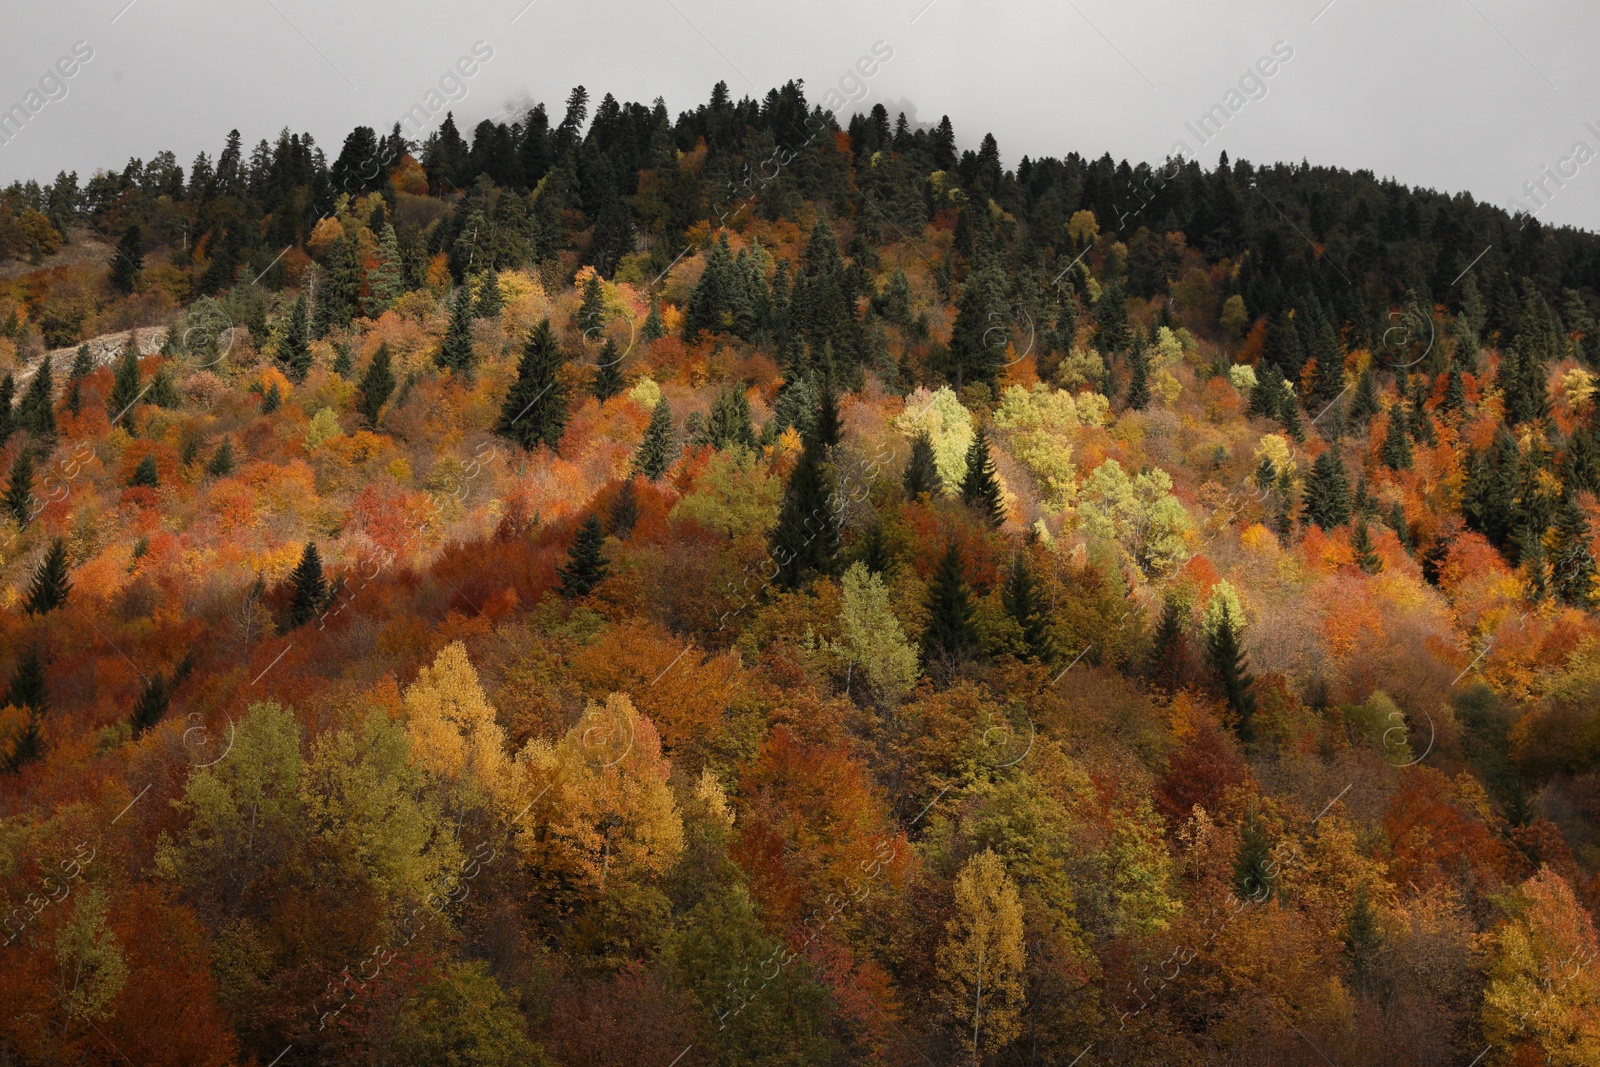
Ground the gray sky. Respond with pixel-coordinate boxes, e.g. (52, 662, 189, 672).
(3, 0, 1598, 231)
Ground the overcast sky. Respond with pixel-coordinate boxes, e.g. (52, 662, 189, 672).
(3, 0, 1597, 231)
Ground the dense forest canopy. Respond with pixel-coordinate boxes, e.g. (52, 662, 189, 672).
(2, 78, 1600, 1066)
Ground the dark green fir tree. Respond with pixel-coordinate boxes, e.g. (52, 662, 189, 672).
(282, 542, 327, 633)
(904, 431, 941, 499)
(557, 512, 610, 597)
(23, 538, 72, 615)
(1002, 551, 1055, 664)
(437, 286, 476, 378)
(356, 343, 396, 429)
(497, 318, 569, 452)
(960, 423, 1005, 528)
(922, 540, 979, 668)
(4, 448, 34, 525)
(634, 400, 677, 479)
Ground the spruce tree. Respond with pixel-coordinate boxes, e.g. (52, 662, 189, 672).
(356, 342, 396, 428)
(960, 423, 1005, 528)
(128, 455, 159, 488)
(4, 448, 34, 525)
(331, 343, 353, 378)
(207, 436, 236, 477)
(476, 268, 503, 318)
(771, 435, 837, 589)
(1443, 366, 1466, 413)
(1349, 366, 1380, 423)
(1002, 552, 1055, 664)
(557, 513, 610, 597)
(813, 375, 841, 450)
(705, 386, 756, 451)
(497, 318, 569, 452)
(108, 345, 143, 422)
(923, 540, 978, 667)
(23, 538, 71, 615)
(1550, 495, 1598, 608)
(1303, 450, 1352, 530)
(592, 340, 625, 402)
(260, 384, 281, 414)
(280, 293, 312, 382)
(17, 357, 55, 440)
(1207, 600, 1257, 742)
(1125, 331, 1151, 410)
(1352, 517, 1381, 574)
(1149, 590, 1190, 689)
(1278, 386, 1305, 441)
(904, 431, 942, 499)
(110, 224, 144, 294)
(1094, 282, 1130, 355)
(860, 523, 892, 576)
(1381, 405, 1413, 470)
(128, 671, 170, 737)
(1388, 500, 1412, 549)
(366, 223, 404, 314)
(577, 272, 607, 337)
(283, 542, 327, 632)
(2, 708, 44, 773)
(65, 343, 93, 416)
(607, 478, 639, 541)
(633, 400, 677, 479)
(146, 364, 180, 409)
(641, 292, 664, 341)
(0, 373, 12, 442)
(5, 646, 48, 713)
(437, 286, 476, 378)
(1232, 809, 1275, 902)
(1248, 362, 1285, 419)
(1342, 884, 1384, 991)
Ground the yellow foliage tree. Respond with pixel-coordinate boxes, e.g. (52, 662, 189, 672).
(937, 849, 1027, 1064)
(1482, 867, 1600, 1065)
(403, 641, 513, 814)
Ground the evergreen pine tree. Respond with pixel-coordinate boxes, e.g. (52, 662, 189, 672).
(1388, 500, 1412, 549)
(1278, 385, 1305, 441)
(1094, 282, 1130, 355)
(280, 293, 312, 382)
(1342, 884, 1384, 991)
(1352, 517, 1381, 574)
(704, 386, 757, 451)
(107, 345, 142, 422)
(366, 223, 404, 315)
(922, 540, 978, 667)
(332, 343, 353, 378)
(497, 318, 569, 452)
(813, 374, 841, 450)
(1125, 330, 1151, 410)
(110, 224, 144, 294)
(1002, 552, 1055, 664)
(1207, 600, 1257, 742)
(437, 286, 476, 378)
(260, 383, 281, 414)
(1350, 366, 1380, 423)
(1443, 366, 1466, 413)
(128, 455, 159, 488)
(592, 339, 625, 402)
(904, 431, 942, 499)
(860, 523, 892, 576)
(771, 435, 837, 589)
(207, 436, 236, 477)
(1248, 362, 1285, 419)
(356, 343, 396, 428)
(146, 363, 180, 409)
(128, 671, 170, 737)
(17, 357, 55, 440)
(1550, 495, 1598, 608)
(5, 646, 48, 713)
(0, 373, 12, 443)
(1381, 405, 1413, 470)
(4, 448, 34, 525)
(1149, 590, 1190, 689)
(1, 708, 44, 773)
(1232, 809, 1275, 902)
(23, 538, 71, 615)
(283, 542, 327, 632)
(607, 478, 639, 541)
(557, 513, 610, 597)
(476, 268, 503, 318)
(577, 272, 607, 337)
(641, 292, 664, 342)
(960, 423, 1005, 527)
(64, 343, 93, 416)
(633, 399, 677, 479)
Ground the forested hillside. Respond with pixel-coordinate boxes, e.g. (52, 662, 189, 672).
(3, 79, 1600, 1066)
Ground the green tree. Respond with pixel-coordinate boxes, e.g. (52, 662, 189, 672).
(1349, 366, 1379, 423)
(23, 538, 72, 615)
(279, 293, 312, 382)
(592, 339, 625, 402)
(475, 268, 503, 318)
(1342, 883, 1384, 991)
(0, 373, 13, 442)
(282, 542, 327, 632)
(366, 222, 404, 314)
(146, 363, 180, 409)
(577, 271, 607, 336)
(64, 343, 93, 416)
(17, 356, 55, 439)
(1203, 582, 1256, 742)
(1002, 551, 1055, 663)
(128, 454, 159, 488)
(633, 399, 677, 479)
(5, 645, 48, 712)
(1303, 449, 1352, 530)
(1125, 330, 1151, 410)
(1352, 517, 1381, 574)
(557, 513, 610, 597)
(207, 436, 236, 477)
(1381, 405, 1413, 470)
(607, 477, 639, 540)
(923, 540, 978, 668)
(1232, 808, 1275, 902)
(128, 671, 170, 737)
(704, 385, 756, 451)
(356, 342, 396, 429)
(1550, 495, 1598, 608)
(960, 423, 1005, 527)
(834, 562, 919, 703)
(438, 285, 476, 378)
(1, 708, 44, 773)
(109, 224, 143, 294)
(4, 447, 34, 525)
(497, 318, 569, 452)
(904, 430, 942, 499)
(1095, 281, 1130, 354)
(770, 435, 837, 590)
(107, 344, 142, 422)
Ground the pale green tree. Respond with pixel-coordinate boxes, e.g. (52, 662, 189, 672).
(1076, 459, 1192, 577)
(896, 386, 975, 496)
(832, 562, 920, 703)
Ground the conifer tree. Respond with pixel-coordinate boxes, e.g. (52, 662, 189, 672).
(923, 540, 978, 667)
(280, 293, 312, 382)
(1232, 809, 1275, 902)
(128, 454, 159, 488)
(607, 478, 639, 541)
(23, 538, 71, 615)
(366, 223, 404, 314)
(1149, 589, 1190, 689)
(557, 513, 610, 597)
(438, 286, 476, 378)
(960, 423, 1005, 528)
(110, 224, 143, 294)
(1094, 282, 1130, 355)
(1125, 330, 1151, 410)
(128, 671, 170, 737)
(1388, 500, 1412, 549)
(1, 708, 43, 773)
(771, 434, 837, 590)
(107, 345, 142, 422)
(1342, 884, 1384, 991)
(331, 343, 353, 378)
(1443, 366, 1466, 413)
(1002, 552, 1055, 664)
(4, 448, 34, 525)
(1278, 386, 1305, 441)
(64, 343, 93, 416)
(283, 542, 327, 632)
(1248, 362, 1285, 420)
(704, 386, 757, 451)
(146, 363, 180, 409)
(814, 374, 841, 450)
(356, 343, 396, 429)
(475, 268, 503, 318)
(260, 383, 281, 414)
(633, 399, 677, 479)
(1303, 449, 1352, 529)
(860, 522, 892, 576)
(1349, 366, 1380, 423)
(904, 431, 942, 499)
(497, 318, 569, 452)
(1550, 495, 1598, 608)
(5, 646, 48, 714)
(1205, 585, 1256, 742)
(1352, 517, 1381, 574)
(207, 436, 236, 477)
(0, 373, 12, 443)
(17, 356, 54, 440)
(641, 292, 664, 341)
(577, 272, 607, 337)
(591, 339, 625, 403)
(1381, 405, 1413, 470)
